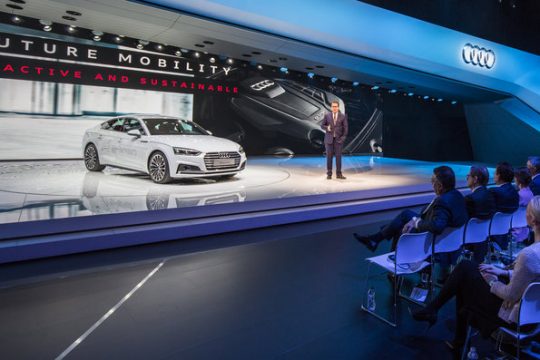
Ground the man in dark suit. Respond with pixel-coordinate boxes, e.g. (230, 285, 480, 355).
(489, 162, 519, 214)
(464, 166, 495, 262)
(527, 156, 540, 196)
(488, 162, 519, 250)
(354, 166, 468, 252)
(321, 101, 348, 180)
(465, 166, 495, 220)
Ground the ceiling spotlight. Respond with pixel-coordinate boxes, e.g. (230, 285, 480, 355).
(226, 58, 234, 65)
(370, 85, 380, 90)
(407, 92, 414, 96)
(193, 52, 201, 58)
(39, 19, 52, 32)
(423, 95, 430, 100)
(114, 35, 124, 43)
(175, 50, 182, 57)
(331, 77, 338, 83)
(451, 100, 458, 105)
(11, 15, 22, 24)
(92, 31, 103, 42)
(437, 98, 443, 102)
(352, 82, 359, 86)
(389, 89, 397, 93)
(209, 57, 216, 63)
(280, 67, 288, 73)
(307, 72, 315, 79)
(155, 44, 163, 51)
(67, 25, 77, 33)
(137, 39, 149, 49)
(256, 64, 263, 70)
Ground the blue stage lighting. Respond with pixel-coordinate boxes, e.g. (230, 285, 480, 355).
(352, 81, 359, 86)
(280, 67, 288, 73)
(331, 77, 338, 83)
(437, 98, 443, 102)
(407, 92, 414, 96)
(307, 72, 315, 79)
(423, 95, 430, 100)
(451, 100, 458, 105)
(389, 89, 397, 93)
(371, 86, 379, 90)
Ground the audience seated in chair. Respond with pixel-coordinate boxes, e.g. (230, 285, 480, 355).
(411, 196, 540, 358)
(465, 166, 496, 220)
(354, 166, 468, 253)
(527, 156, 540, 196)
(489, 162, 520, 250)
(464, 166, 496, 263)
(513, 167, 534, 243)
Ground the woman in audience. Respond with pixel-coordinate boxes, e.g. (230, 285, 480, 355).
(515, 166, 534, 207)
(513, 167, 534, 242)
(411, 196, 540, 355)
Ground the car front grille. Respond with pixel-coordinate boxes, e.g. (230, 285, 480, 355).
(204, 152, 241, 170)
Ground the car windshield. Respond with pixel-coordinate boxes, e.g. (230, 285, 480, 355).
(143, 118, 209, 136)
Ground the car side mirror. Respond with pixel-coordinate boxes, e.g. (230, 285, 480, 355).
(127, 129, 141, 138)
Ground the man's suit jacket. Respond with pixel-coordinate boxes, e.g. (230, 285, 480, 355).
(530, 175, 540, 196)
(489, 183, 519, 214)
(321, 112, 348, 145)
(417, 188, 468, 235)
(465, 186, 496, 220)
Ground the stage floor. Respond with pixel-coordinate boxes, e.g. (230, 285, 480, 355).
(0, 156, 476, 225)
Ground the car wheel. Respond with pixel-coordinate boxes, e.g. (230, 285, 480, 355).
(148, 151, 171, 184)
(84, 144, 105, 171)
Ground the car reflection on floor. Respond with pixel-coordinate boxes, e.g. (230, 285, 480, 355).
(81, 171, 247, 213)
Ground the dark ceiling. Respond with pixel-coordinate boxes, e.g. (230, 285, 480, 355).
(359, 0, 540, 56)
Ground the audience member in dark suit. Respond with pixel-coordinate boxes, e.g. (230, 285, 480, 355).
(489, 162, 519, 214)
(354, 166, 468, 252)
(464, 166, 496, 262)
(489, 162, 519, 250)
(464, 166, 496, 220)
(528, 156, 540, 196)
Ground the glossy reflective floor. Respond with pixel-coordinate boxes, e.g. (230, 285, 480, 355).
(0, 211, 497, 360)
(0, 156, 477, 224)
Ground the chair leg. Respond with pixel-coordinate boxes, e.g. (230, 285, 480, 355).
(517, 326, 520, 360)
(461, 325, 472, 360)
(360, 261, 397, 327)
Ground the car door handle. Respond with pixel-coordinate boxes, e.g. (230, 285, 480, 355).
(140, 140, 148, 143)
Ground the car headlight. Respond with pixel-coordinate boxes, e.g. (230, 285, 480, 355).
(173, 147, 201, 156)
(238, 145, 245, 154)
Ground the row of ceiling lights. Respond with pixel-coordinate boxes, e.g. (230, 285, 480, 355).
(3, 7, 456, 104)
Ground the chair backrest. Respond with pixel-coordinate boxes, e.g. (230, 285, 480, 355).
(433, 225, 466, 254)
(396, 232, 433, 265)
(518, 282, 540, 326)
(464, 218, 491, 245)
(512, 207, 528, 229)
(490, 212, 513, 236)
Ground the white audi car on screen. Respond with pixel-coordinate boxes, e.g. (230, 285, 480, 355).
(83, 115, 247, 183)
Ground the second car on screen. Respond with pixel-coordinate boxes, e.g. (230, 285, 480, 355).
(83, 115, 247, 183)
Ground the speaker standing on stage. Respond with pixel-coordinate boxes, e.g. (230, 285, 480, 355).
(322, 101, 348, 180)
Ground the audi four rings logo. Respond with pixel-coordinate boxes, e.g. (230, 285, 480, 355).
(462, 43, 496, 69)
(218, 153, 231, 159)
(250, 80, 275, 91)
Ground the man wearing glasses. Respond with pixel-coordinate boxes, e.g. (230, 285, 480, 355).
(321, 100, 348, 180)
(354, 166, 468, 252)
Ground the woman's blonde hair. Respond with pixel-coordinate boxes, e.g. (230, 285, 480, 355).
(528, 196, 540, 225)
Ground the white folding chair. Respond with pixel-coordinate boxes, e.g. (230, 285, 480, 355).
(488, 212, 513, 261)
(497, 282, 540, 359)
(508, 207, 529, 260)
(460, 218, 491, 262)
(361, 232, 433, 327)
(432, 225, 466, 284)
